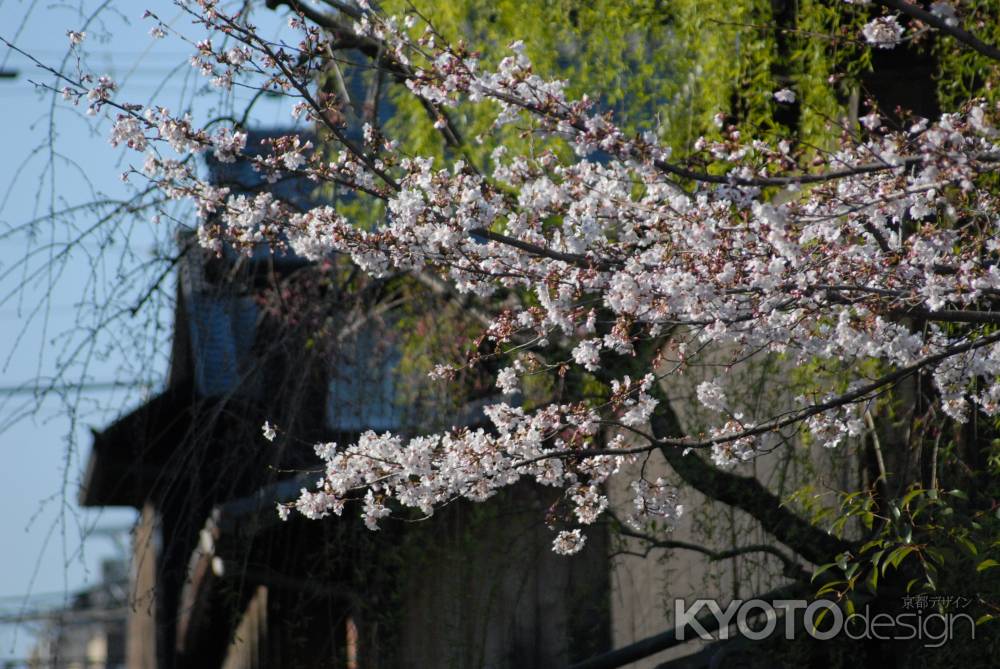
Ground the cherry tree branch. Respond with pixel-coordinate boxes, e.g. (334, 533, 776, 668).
(647, 389, 853, 566)
(615, 525, 810, 581)
(876, 0, 1000, 62)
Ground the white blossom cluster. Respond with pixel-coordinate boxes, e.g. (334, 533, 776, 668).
(289, 401, 635, 523)
(552, 529, 586, 555)
(696, 381, 728, 413)
(861, 16, 905, 49)
(84, 1, 1000, 552)
(627, 478, 683, 530)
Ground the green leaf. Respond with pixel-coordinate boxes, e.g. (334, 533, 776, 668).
(859, 538, 883, 554)
(817, 580, 845, 596)
(976, 614, 995, 626)
(812, 605, 830, 632)
(976, 559, 999, 572)
(957, 536, 978, 557)
(883, 546, 915, 574)
(924, 547, 946, 566)
(811, 563, 836, 582)
(865, 567, 879, 594)
(947, 489, 969, 501)
(901, 488, 924, 508)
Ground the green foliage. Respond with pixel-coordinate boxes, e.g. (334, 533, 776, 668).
(381, 0, 681, 161)
(794, 2, 870, 145)
(814, 485, 1000, 621)
(934, 0, 1000, 110)
(373, 0, 873, 162)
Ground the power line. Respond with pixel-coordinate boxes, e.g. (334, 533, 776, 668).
(0, 381, 156, 397)
(0, 584, 119, 606)
(0, 607, 127, 626)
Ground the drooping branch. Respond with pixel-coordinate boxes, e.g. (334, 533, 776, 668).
(615, 525, 810, 581)
(647, 384, 851, 566)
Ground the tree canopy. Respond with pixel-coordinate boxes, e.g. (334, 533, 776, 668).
(17, 0, 1000, 646)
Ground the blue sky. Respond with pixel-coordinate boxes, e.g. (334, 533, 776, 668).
(0, 0, 293, 659)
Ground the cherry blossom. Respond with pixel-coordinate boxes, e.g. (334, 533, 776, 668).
(696, 382, 728, 414)
(628, 478, 683, 530)
(552, 529, 586, 555)
(773, 88, 796, 104)
(862, 16, 904, 49)
(71, 0, 1000, 552)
